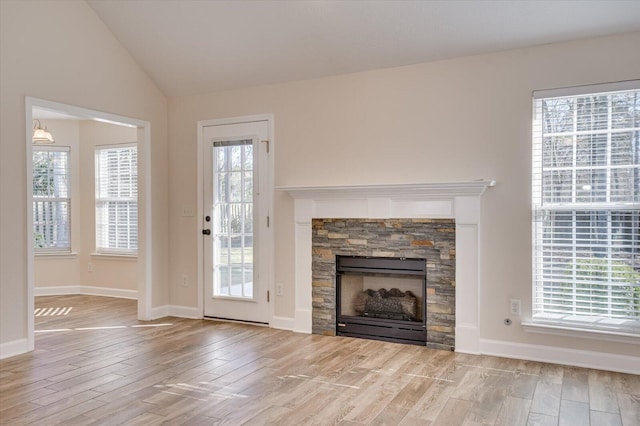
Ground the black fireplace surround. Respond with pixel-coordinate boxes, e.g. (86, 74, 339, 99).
(336, 255, 427, 346)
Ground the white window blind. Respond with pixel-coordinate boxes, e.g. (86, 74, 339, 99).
(532, 82, 640, 332)
(33, 147, 71, 252)
(95, 144, 137, 255)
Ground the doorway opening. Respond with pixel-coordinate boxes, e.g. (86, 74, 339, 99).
(25, 97, 153, 352)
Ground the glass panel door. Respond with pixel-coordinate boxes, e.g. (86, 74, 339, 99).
(202, 118, 270, 324)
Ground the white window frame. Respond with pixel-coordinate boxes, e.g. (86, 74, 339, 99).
(95, 143, 138, 256)
(32, 146, 71, 253)
(528, 80, 640, 339)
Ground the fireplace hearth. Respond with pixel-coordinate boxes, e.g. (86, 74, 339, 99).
(336, 255, 427, 346)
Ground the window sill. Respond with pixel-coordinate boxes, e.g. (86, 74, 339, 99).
(522, 320, 640, 345)
(90, 253, 138, 261)
(35, 252, 77, 259)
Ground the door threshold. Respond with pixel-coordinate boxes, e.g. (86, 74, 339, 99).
(204, 316, 269, 327)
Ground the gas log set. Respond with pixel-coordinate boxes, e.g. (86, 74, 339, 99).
(336, 255, 427, 346)
(354, 288, 418, 321)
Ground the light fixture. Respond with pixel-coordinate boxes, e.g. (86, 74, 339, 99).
(32, 119, 55, 144)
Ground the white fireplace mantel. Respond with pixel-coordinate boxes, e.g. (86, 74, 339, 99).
(279, 180, 495, 354)
(280, 181, 495, 200)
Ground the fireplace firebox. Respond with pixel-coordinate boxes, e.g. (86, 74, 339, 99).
(336, 255, 427, 346)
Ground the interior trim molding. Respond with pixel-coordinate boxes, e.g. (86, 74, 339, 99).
(281, 182, 493, 353)
(196, 114, 276, 325)
(26, 96, 154, 348)
(480, 338, 640, 375)
(167, 305, 201, 319)
(279, 180, 496, 200)
(34, 286, 138, 300)
(522, 321, 640, 345)
(150, 305, 169, 320)
(34, 286, 82, 296)
(0, 338, 29, 360)
(270, 315, 295, 331)
(148, 305, 202, 320)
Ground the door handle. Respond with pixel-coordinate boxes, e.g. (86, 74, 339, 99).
(202, 229, 211, 235)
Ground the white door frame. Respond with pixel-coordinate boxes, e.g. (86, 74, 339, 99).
(197, 114, 274, 323)
(25, 97, 153, 351)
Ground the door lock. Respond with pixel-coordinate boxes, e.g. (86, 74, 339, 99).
(202, 229, 211, 235)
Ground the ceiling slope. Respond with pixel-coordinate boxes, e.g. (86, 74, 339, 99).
(87, 0, 640, 97)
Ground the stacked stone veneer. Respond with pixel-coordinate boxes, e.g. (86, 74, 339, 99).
(312, 218, 456, 351)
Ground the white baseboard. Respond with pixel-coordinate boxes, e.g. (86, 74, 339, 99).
(150, 309, 293, 327)
(34, 285, 82, 296)
(168, 305, 201, 319)
(78, 286, 137, 300)
(34, 286, 138, 300)
(294, 308, 312, 334)
(149, 305, 169, 320)
(479, 338, 640, 375)
(271, 315, 295, 331)
(0, 338, 29, 360)
(149, 305, 201, 320)
(455, 324, 480, 354)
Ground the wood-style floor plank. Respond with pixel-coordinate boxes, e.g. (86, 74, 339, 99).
(558, 399, 589, 426)
(495, 395, 531, 426)
(0, 295, 638, 426)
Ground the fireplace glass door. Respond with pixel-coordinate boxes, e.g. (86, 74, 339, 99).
(340, 275, 424, 322)
(336, 256, 427, 345)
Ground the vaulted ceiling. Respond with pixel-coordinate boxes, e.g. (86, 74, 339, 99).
(87, 0, 640, 98)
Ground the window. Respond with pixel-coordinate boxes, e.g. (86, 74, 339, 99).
(213, 139, 254, 298)
(95, 144, 137, 255)
(33, 147, 71, 252)
(532, 82, 640, 334)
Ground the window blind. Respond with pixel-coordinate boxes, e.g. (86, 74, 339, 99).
(95, 144, 137, 254)
(532, 83, 640, 329)
(33, 147, 70, 251)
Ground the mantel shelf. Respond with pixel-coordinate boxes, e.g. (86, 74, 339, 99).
(278, 180, 496, 200)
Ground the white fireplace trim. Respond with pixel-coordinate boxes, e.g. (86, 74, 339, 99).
(279, 180, 495, 354)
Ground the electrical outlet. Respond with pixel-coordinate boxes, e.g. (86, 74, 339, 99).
(276, 283, 283, 296)
(510, 299, 521, 316)
(182, 274, 189, 287)
(88, 263, 93, 272)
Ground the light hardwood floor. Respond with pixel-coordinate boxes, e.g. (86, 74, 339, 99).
(0, 295, 638, 425)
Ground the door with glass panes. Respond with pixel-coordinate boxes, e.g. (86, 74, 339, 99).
(203, 120, 270, 323)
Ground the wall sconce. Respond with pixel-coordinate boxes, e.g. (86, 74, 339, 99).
(32, 119, 55, 144)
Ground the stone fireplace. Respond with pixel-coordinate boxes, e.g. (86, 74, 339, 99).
(312, 219, 455, 350)
(280, 181, 494, 354)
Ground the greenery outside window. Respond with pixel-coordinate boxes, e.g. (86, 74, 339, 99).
(33, 147, 71, 252)
(95, 144, 137, 255)
(532, 81, 640, 334)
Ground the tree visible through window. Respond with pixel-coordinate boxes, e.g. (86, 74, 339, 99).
(213, 140, 254, 298)
(95, 144, 137, 254)
(532, 83, 640, 331)
(33, 147, 70, 251)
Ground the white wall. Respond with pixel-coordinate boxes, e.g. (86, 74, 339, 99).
(168, 32, 640, 360)
(0, 0, 168, 353)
